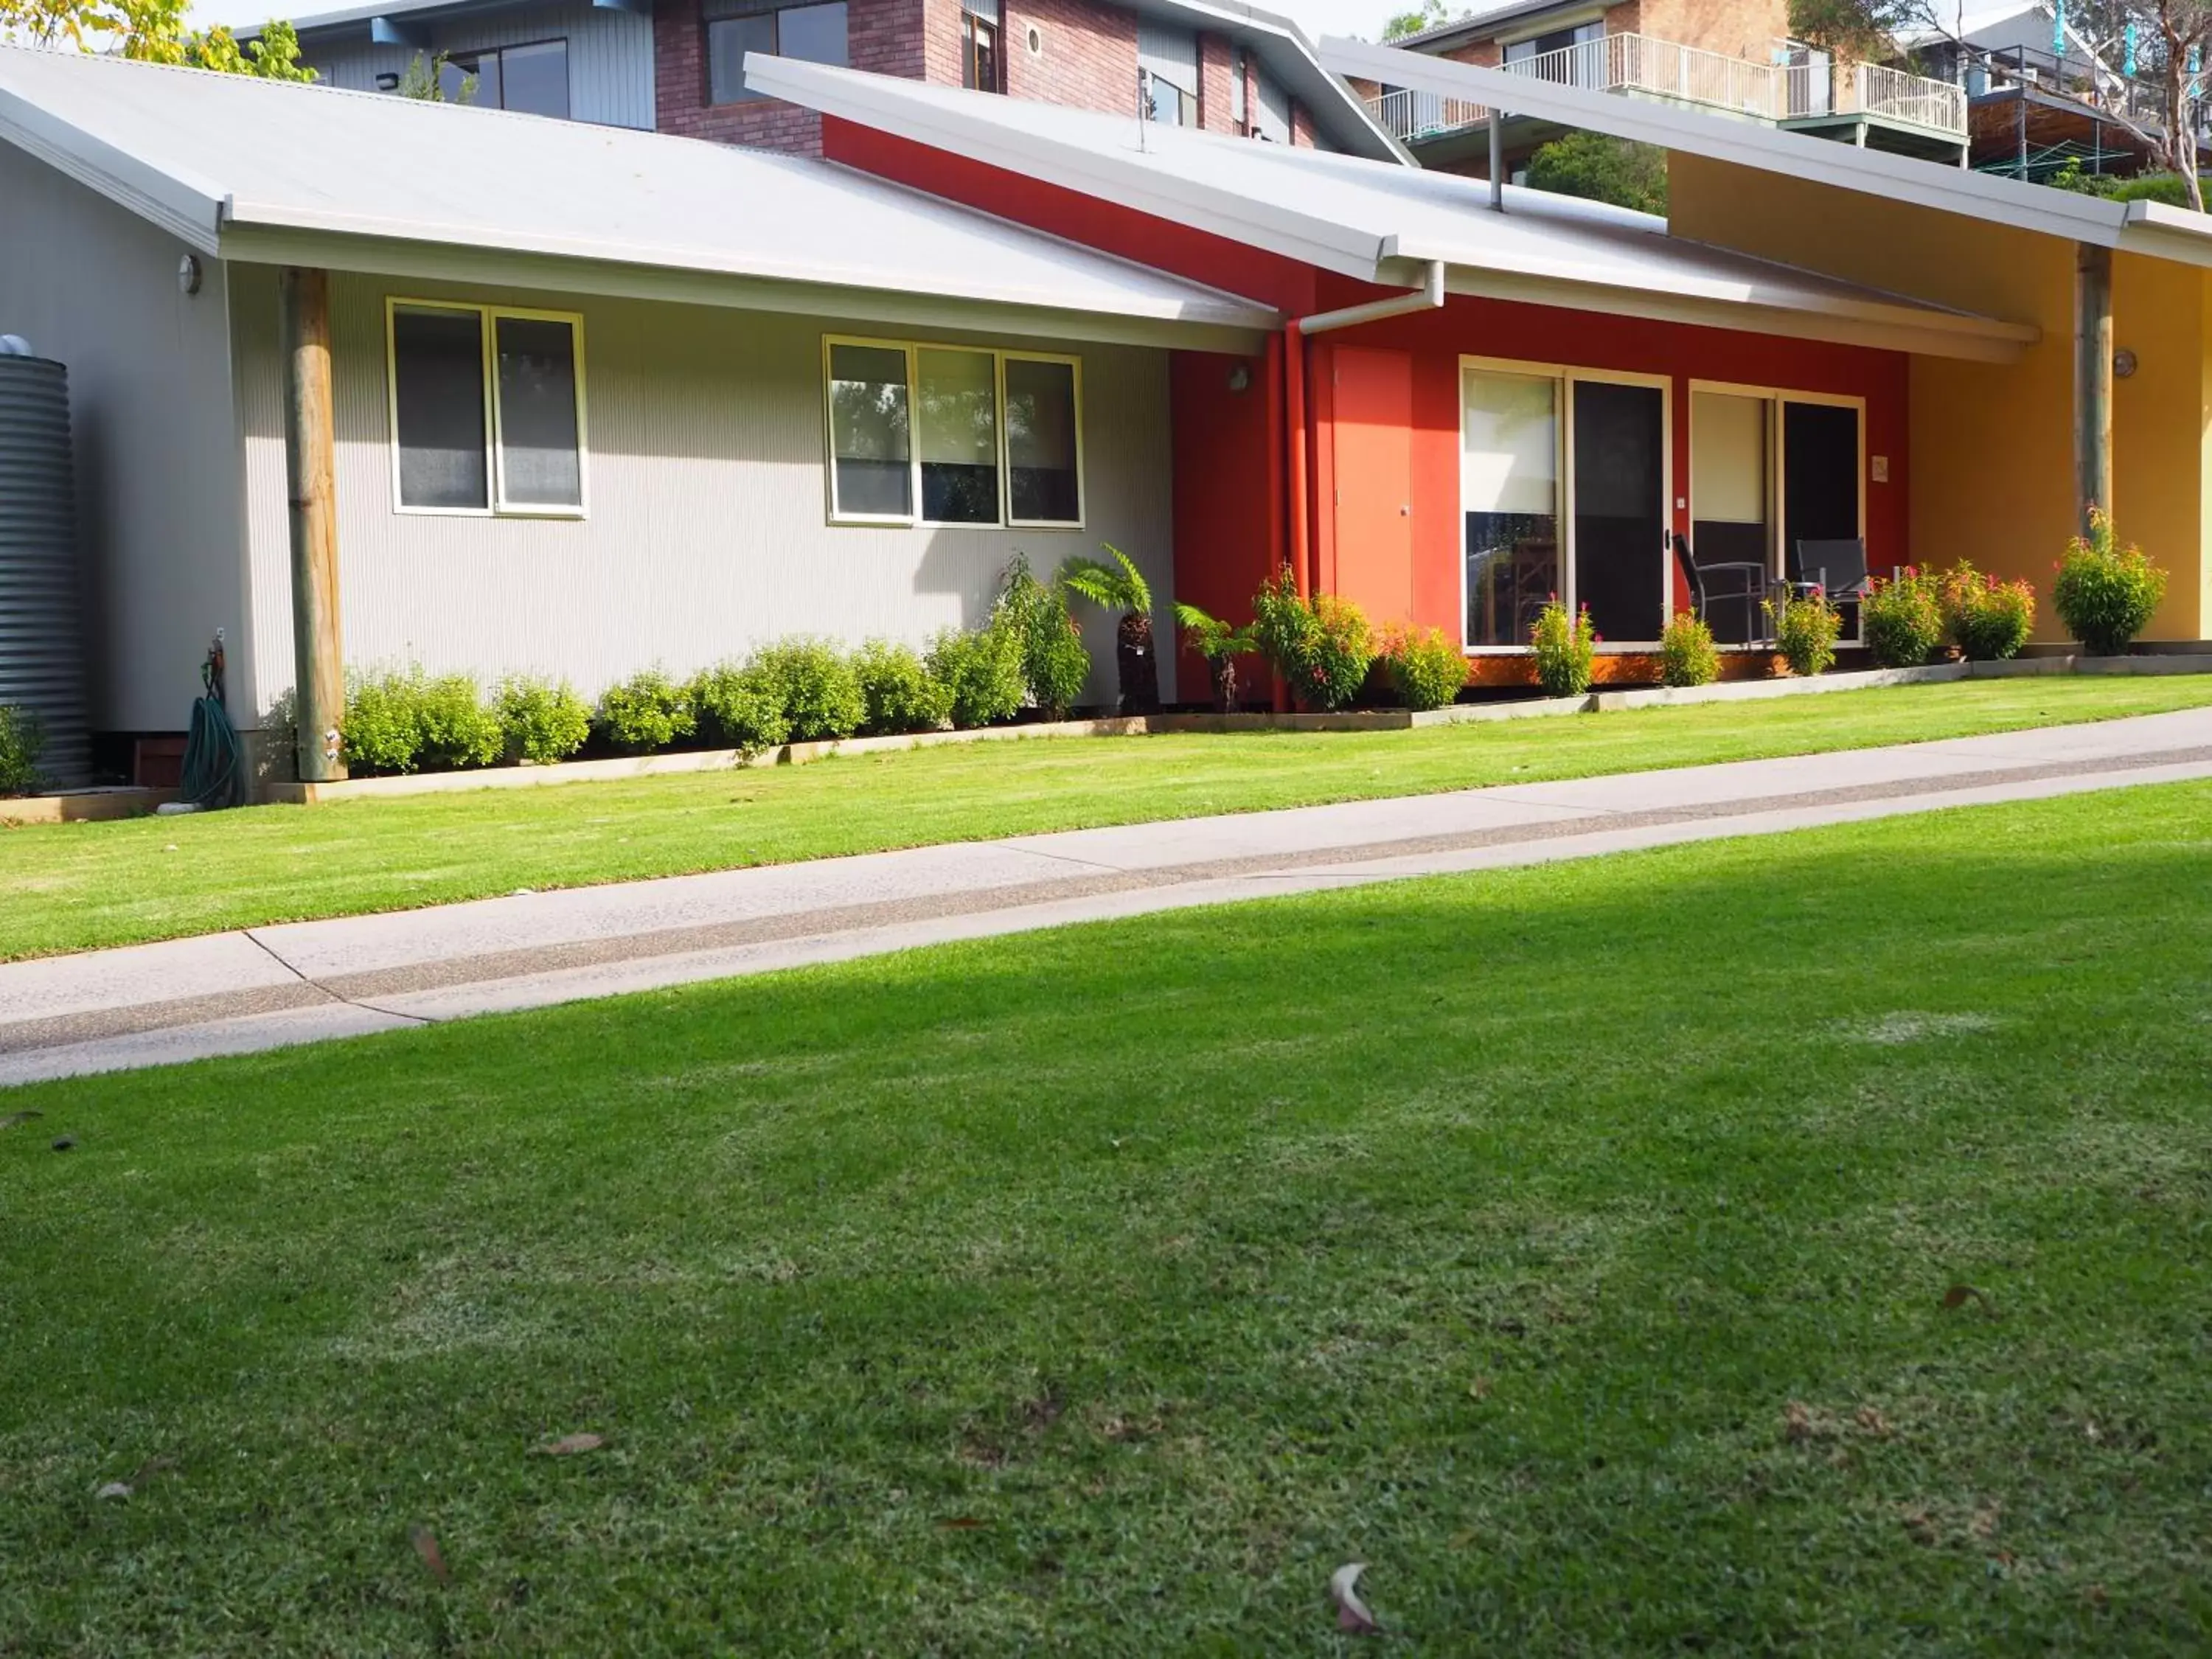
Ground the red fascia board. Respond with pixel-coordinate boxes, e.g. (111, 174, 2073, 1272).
(822, 116, 1323, 318)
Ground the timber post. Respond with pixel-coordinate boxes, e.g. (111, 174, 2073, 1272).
(279, 266, 347, 782)
(2074, 242, 2114, 535)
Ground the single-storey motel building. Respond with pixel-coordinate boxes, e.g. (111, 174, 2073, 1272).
(1, 42, 2210, 785)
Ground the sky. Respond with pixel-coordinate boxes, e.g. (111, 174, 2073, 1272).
(187, 0, 1418, 46)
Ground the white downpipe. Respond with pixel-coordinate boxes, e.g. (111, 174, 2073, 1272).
(1296, 259, 1448, 335)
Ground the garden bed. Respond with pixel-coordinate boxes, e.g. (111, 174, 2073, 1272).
(0, 787, 171, 826)
(251, 656, 2212, 806)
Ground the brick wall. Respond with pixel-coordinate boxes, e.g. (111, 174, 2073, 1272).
(1635, 0, 1787, 63)
(1290, 99, 1315, 147)
(1441, 38, 1503, 67)
(1197, 32, 1237, 135)
(1000, 0, 1140, 116)
(655, 0, 924, 155)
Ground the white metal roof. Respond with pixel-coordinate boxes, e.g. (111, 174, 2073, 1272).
(754, 55, 2040, 361)
(246, 0, 1410, 161)
(0, 45, 1278, 348)
(1321, 35, 2212, 271)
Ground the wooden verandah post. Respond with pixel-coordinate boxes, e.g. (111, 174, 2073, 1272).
(279, 266, 347, 783)
(2075, 242, 2114, 535)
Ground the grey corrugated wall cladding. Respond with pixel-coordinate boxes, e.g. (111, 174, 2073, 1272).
(304, 0, 655, 130)
(232, 268, 1178, 718)
(0, 357, 88, 787)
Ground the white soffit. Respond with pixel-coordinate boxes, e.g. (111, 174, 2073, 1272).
(757, 56, 2038, 361)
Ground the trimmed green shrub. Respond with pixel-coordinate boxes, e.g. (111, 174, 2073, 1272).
(928, 619, 1026, 729)
(1530, 599, 1596, 697)
(342, 666, 428, 775)
(1380, 622, 1467, 712)
(1250, 568, 1374, 712)
(495, 675, 592, 765)
(1767, 589, 1842, 678)
(1000, 554, 1091, 720)
(597, 669, 696, 754)
(1658, 611, 1719, 687)
(852, 640, 949, 734)
(1938, 563, 2036, 661)
(415, 672, 502, 771)
(2053, 509, 2165, 657)
(1860, 568, 1945, 668)
(689, 661, 790, 756)
(0, 702, 44, 796)
(748, 639, 864, 743)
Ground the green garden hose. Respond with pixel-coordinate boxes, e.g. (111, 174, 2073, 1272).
(178, 636, 243, 810)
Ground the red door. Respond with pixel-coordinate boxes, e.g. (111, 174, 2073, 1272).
(1331, 347, 1414, 626)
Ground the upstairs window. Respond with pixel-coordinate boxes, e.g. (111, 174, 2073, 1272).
(706, 0, 848, 103)
(1138, 19, 1200, 125)
(961, 0, 1001, 91)
(387, 301, 586, 516)
(439, 40, 571, 119)
(825, 336, 1082, 528)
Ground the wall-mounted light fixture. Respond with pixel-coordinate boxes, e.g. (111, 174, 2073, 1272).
(2113, 347, 2138, 379)
(375, 71, 401, 90)
(176, 253, 202, 296)
(1226, 362, 1251, 392)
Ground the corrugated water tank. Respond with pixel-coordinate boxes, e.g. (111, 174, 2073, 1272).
(0, 347, 88, 790)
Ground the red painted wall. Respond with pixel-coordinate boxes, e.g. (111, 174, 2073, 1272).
(826, 124, 1912, 677)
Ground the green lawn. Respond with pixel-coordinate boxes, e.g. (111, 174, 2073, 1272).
(8, 676, 2212, 962)
(5, 783, 2211, 1653)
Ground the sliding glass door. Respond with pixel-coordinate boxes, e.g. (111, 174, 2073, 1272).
(1688, 389, 1773, 645)
(1571, 380, 1666, 645)
(1461, 361, 1669, 650)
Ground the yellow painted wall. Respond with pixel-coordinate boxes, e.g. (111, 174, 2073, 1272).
(1670, 154, 2208, 639)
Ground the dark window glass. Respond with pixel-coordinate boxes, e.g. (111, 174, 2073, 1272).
(1004, 357, 1079, 524)
(917, 348, 999, 524)
(495, 316, 582, 508)
(500, 40, 569, 118)
(707, 1, 844, 102)
(392, 307, 488, 510)
(707, 11, 776, 102)
(829, 344, 912, 518)
(441, 52, 497, 106)
(778, 2, 847, 66)
(962, 13, 999, 91)
(1571, 379, 1666, 643)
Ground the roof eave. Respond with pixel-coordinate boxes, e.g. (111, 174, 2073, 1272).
(0, 81, 225, 253)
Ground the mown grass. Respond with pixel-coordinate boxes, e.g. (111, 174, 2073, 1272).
(4, 675, 2212, 961)
(4, 782, 2211, 1654)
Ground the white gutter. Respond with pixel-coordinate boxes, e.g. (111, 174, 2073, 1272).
(1298, 257, 1447, 333)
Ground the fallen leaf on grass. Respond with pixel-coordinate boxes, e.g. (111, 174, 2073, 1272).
(1331, 1562, 1380, 1635)
(409, 1523, 451, 1586)
(1941, 1284, 1993, 1313)
(1467, 1376, 1492, 1400)
(92, 1456, 176, 1501)
(0, 1110, 42, 1129)
(532, 1433, 603, 1456)
(94, 1482, 132, 1501)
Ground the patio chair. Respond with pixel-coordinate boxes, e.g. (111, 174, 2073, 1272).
(1672, 531, 1768, 644)
(1787, 538, 1871, 604)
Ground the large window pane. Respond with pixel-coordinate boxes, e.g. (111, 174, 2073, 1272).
(917, 348, 999, 524)
(392, 306, 488, 510)
(1004, 358, 1079, 523)
(1461, 367, 1558, 648)
(1572, 379, 1666, 644)
(441, 53, 497, 106)
(500, 40, 569, 119)
(707, 12, 775, 102)
(777, 1, 847, 66)
(829, 343, 912, 518)
(1688, 390, 1769, 642)
(495, 316, 582, 509)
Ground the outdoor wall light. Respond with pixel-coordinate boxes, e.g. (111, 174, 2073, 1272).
(1227, 362, 1251, 392)
(376, 71, 400, 90)
(2113, 347, 2138, 379)
(176, 253, 201, 296)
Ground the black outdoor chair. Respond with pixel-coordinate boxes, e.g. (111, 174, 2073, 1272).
(1787, 538, 1871, 604)
(1672, 531, 1768, 644)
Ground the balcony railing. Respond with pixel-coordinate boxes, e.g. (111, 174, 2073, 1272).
(1361, 32, 1966, 142)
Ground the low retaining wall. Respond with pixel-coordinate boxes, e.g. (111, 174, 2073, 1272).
(245, 653, 2212, 808)
(0, 787, 171, 826)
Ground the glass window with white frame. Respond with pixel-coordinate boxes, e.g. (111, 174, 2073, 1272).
(388, 302, 585, 515)
(825, 338, 1082, 527)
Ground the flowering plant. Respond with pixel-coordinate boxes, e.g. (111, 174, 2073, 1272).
(2053, 509, 2163, 657)
(1937, 562, 2036, 661)
(1250, 568, 1374, 711)
(1530, 598, 1596, 696)
(1765, 588, 1841, 677)
(1658, 610, 1719, 687)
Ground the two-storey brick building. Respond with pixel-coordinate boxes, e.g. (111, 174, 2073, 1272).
(253, 0, 1403, 159)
